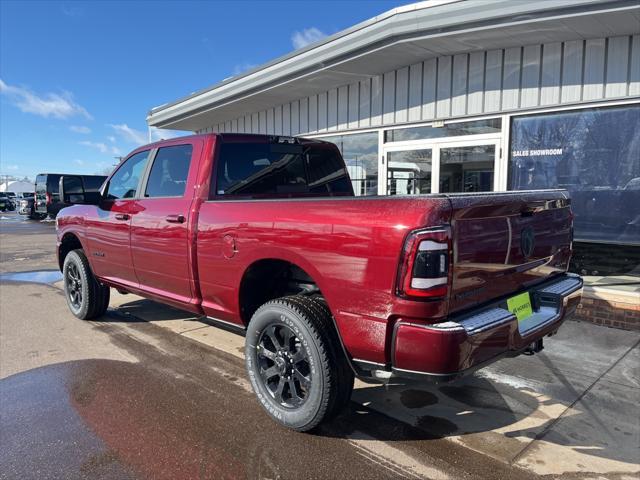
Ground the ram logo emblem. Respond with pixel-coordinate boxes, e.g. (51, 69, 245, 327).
(520, 227, 535, 258)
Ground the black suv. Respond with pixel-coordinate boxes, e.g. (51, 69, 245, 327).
(35, 173, 107, 218)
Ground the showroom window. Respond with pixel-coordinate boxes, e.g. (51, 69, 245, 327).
(510, 104, 640, 246)
(321, 132, 378, 196)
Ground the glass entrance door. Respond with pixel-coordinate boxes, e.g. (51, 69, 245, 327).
(439, 144, 496, 193)
(386, 149, 433, 195)
(382, 140, 499, 195)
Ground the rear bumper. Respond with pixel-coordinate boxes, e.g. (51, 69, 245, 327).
(391, 273, 583, 381)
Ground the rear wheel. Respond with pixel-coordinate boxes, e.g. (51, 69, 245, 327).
(245, 295, 354, 431)
(63, 249, 110, 320)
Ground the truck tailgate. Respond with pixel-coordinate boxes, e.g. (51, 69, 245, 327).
(446, 190, 573, 315)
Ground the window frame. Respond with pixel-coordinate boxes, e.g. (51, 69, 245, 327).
(140, 143, 194, 199)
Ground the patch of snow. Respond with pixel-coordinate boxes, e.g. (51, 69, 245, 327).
(476, 369, 539, 390)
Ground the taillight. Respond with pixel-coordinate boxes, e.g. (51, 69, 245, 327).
(397, 227, 451, 299)
(46, 192, 52, 205)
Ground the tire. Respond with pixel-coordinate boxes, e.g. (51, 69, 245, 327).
(63, 249, 110, 320)
(245, 295, 354, 432)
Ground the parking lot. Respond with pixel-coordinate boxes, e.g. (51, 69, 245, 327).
(1, 211, 638, 480)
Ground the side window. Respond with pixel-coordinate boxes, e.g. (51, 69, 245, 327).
(106, 151, 149, 200)
(82, 176, 106, 191)
(144, 145, 193, 198)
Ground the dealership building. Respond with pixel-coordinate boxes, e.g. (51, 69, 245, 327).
(148, 0, 639, 329)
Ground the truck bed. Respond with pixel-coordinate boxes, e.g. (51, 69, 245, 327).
(196, 189, 573, 364)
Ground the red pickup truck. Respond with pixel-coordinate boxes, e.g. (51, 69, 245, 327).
(56, 133, 582, 431)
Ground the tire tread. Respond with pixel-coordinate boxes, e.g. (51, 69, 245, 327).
(64, 249, 109, 320)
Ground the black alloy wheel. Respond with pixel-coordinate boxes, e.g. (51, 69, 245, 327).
(65, 261, 83, 310)
(257, 324, 312, 408)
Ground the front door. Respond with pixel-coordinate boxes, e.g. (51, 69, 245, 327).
(386, 148, 434, 195)
(383, 139, 499, 195)
(87, 150, 151, 287)
(130, 142, 198, 306)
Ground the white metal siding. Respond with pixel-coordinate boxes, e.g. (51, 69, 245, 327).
(199, 35, 640, 134)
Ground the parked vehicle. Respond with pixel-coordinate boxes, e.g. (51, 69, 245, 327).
(56, 134, 582, 431)
(18, 193, 33, 215)
(18, 192, 44, 220)
(35, 173, 106, 218)
(5, 192, 17, 210)
(0, 192, 11, 212)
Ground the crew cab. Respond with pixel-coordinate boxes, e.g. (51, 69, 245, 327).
(56, 134, 582, 431)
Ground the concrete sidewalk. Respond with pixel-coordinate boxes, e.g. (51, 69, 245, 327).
(107, 292, 640, 478)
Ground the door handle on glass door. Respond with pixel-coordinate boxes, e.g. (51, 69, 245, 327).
(166, 214, 185, 224)
(115, 213, 130, 221)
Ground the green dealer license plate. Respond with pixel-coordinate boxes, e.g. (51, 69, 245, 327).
(507, 292, 533, 322)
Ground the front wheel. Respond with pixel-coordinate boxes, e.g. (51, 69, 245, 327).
(245, 295, 354, 432)
(63, 249, 110, 320)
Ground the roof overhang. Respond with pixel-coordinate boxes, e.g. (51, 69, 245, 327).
(147, 0, 640, 131)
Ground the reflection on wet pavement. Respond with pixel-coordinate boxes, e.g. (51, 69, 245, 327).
(0, 270, 62, 284)
(0, 360, 402, 480)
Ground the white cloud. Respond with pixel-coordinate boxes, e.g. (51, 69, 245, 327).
(149, 126, 183, 142)
(70, 125, 91, 134)
(108, 123, 147, 145)
(291, 27, 326, 50)
(79, 140, 108, 154)
(232, 62, 257, 76)
(73, 159, 85, 166)
(107, 123, 184, 146)
(111, 146, 122, 156)
(61, 4, 83, 17)
(0, 78, 91, 119)
(4, 164, 19, 171)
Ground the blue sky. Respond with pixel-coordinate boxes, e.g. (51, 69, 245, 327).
(1, 0, 401, 180)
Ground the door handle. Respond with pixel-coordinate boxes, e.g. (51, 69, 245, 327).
(166, 214, 185, 224)
(115, 213, 130, 221)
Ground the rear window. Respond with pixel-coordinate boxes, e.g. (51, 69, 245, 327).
(35, 175, 46, 191)
(214, 140, 352, 198)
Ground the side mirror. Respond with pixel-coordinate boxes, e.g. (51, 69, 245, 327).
(59, 176, 102, 205)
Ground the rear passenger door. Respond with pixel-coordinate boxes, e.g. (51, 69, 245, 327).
(130, 142, 198, 306)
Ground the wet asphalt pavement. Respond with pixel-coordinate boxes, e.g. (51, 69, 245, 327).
(0, 212, 589, 479)
(1, 326, 407, 480)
